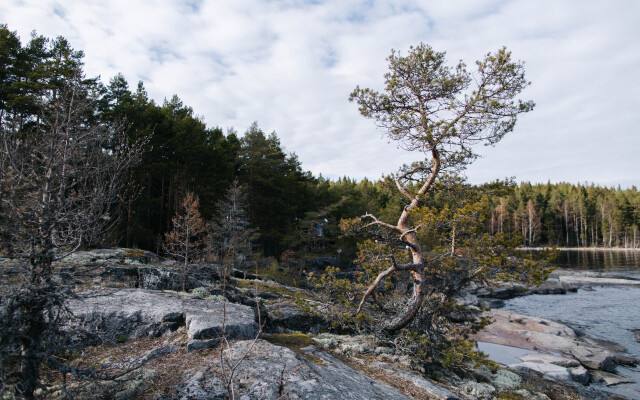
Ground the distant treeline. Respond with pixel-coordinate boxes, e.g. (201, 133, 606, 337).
(2, 26, 638, 257)
(484, 181, 640, 248)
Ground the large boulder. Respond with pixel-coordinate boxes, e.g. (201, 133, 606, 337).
(66, 288, 258, 343)
(510, 354, 589, 385)
(175, 340, 421, 400)
(511, 362, 573, 382)
(262, 299, 328, 333)
(570, 346, 617, 372)
(57, 264, 207, 291)
(473, 310, 577, 352)
(476, 285, 528, 300)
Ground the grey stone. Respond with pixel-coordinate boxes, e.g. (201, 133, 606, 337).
(491, 369, 521, 390)
(187, 338, 221, 352)
(580, 336, 627, 353)
(476, 285, 528, 300)
(185, 301, 257, 340)
(589, 370, 632, 386)
(568, 365, 590, 385)
(513, 354, 590, 385)
(517, 353, 580, 368)
(478, 298, 505, 308)
(178, 371, 225, 400)
(511, 362, 573, 382)
(474, 310, 578, 352)
(66, 288, 258, 343)
(137, 266, 204, 291)
(57, 263, 205, 291)
(459, 381, 495, 399)
(58, 248, 157, 265)
(373, 362, 461, 400)
(614, 353, 638, 366)
(263, 300, 327, 333)
(176, 340, 414, 400)
(455, 293, 479, 306)
(570, 346, 617, 372)
(514, 389, 551, 400)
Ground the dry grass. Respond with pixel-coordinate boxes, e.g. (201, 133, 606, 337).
(37, 329, 228, 399)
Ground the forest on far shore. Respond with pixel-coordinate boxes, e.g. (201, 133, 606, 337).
(2, 26, 639, 259)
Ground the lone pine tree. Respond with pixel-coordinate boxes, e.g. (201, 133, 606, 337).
(347, 43, 535, 333)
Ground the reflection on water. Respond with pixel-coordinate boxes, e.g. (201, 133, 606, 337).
(526, 249, 640, 273)
(475, 342, 540, 365)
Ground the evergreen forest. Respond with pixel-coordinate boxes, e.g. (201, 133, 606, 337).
(2, 26, 639, 261)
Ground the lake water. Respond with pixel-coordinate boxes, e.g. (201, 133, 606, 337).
(547, 248, 640, 276)
(500, 249, 640, 399)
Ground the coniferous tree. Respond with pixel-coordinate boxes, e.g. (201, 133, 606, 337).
(209, 181, 255, 274)
(348, 43, 535, 332)
(0, 27, 143, 399)
(163, 192, 207, 290)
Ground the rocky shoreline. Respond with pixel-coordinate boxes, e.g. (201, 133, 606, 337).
(3, 248, 637, 399)
(463, 268, 640, 399)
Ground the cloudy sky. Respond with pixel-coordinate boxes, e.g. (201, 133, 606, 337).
(2, 0, 639, 187)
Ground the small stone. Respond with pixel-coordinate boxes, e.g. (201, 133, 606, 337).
(568, 365, 589, 385)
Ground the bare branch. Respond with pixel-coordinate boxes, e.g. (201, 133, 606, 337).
(355, 254, 423, 317)
(361, 213, 401, 233)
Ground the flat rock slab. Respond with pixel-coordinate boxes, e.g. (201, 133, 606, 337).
(590, 370, 632, 386)
(177, 340, 416, 400)
(473, 310, 577, 352)
(510, 358, 589, 385)
(517, 353, 581, 368)
(552, 269, 640, 287)
(570, 346, 617, 372)
(511, 361, 573, 382)
(67, 288, 257, 342)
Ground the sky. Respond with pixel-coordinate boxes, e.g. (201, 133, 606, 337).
(2, 0, 639, 187)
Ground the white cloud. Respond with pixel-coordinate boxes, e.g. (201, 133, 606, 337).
(2, 0, 639, 186)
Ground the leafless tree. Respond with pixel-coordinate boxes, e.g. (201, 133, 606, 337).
(162, 192, 207, 290)
(208, 181, 255, 274)
(0, 70, 145, 399)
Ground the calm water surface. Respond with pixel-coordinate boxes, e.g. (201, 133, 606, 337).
(502, 249, 640, 398)
(550, 249, 640, 275)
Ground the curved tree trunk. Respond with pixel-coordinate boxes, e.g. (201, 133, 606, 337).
(381, 150, 440, 333)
